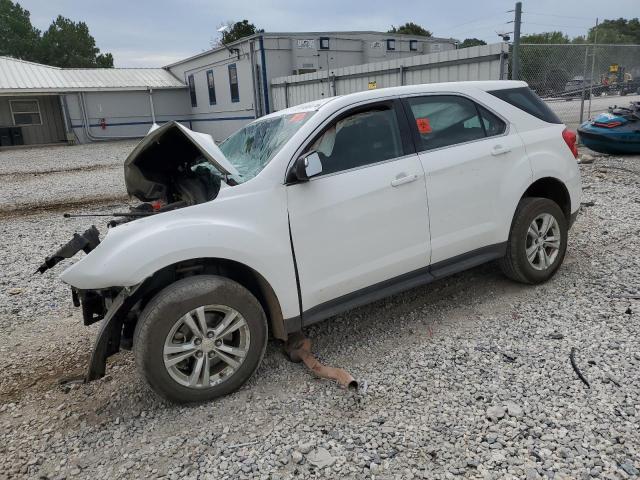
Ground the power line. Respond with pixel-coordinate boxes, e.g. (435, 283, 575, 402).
(522, 11, 596, 21)
(441, 15, 503, 32)
(522, 21, 592, 30)
(444, 21, 512, 38)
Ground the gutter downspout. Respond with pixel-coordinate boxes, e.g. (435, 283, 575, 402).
(79, 92, 145, 141)
(148, 88, 156, 124)
(58, 95, 74, 143)
(259, 35, 270, 115)
(249, 40, 260, 119)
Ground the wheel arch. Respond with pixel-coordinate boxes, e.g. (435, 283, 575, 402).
(135, 257, 288, 341)
(521, 177, 571, 221)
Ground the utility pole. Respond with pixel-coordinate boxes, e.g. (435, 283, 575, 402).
(512, 1, 522, 80)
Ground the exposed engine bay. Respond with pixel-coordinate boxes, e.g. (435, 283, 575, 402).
(38, 122, 239, 273)
(119, 121, 239, 226)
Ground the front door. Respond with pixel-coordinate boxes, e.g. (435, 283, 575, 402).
(287, 102, 431, 318)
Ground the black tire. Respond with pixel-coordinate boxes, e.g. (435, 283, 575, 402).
(133, 275, 268, 404)
(499, 197, 568, 284)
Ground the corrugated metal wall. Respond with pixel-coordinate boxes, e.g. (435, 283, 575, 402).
(271, 43, 508, 110)
(0, 95, 66, 145)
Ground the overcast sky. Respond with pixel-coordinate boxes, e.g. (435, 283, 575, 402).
(19, 0, 640, 68)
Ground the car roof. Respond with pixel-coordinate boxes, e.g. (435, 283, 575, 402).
(265, 80, 528, 119)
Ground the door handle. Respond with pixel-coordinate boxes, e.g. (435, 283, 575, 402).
(391, 174, 418, 187)
(491, 144, 511, 156)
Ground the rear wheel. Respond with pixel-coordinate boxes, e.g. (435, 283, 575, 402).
(500, 197, 568, 284)
(134, 275, 267, 404)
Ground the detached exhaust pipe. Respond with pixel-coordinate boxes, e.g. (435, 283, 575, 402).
(284, 333, 364, 392)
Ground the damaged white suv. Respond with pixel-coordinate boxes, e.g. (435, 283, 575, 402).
(41, 81, 581, 403)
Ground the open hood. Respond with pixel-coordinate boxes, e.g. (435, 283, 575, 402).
(124, 121, 239, 202)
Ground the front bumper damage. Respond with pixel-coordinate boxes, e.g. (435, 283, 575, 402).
(38, 226, 140, 382)
(36, 225, 100, 275)
(85, 286, 142, 381)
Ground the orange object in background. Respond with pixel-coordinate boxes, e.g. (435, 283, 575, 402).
(416, 117, 432, 134)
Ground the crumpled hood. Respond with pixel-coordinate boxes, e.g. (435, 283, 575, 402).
(124, 121, 239, 201)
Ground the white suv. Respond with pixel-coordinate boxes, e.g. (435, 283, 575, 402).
(47, 80, 581, 403)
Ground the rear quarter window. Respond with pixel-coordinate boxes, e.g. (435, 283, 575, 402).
(489, 87, 562, 124)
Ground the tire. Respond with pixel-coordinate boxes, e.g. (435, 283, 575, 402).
(133, 275, 268, 404)
(499, 197, 568, 284)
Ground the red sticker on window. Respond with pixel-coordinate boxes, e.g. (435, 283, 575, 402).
(416, 117, 432, 134)
(289, 112, 308, 122)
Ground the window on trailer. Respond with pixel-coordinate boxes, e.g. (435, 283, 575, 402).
(228, 64, 239, 103)
(207, 70, 216, 105)
(188, 74, 197, 107)
(10, 99, 42, 126)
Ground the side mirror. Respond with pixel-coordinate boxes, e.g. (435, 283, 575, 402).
(289, 151, 323, 183)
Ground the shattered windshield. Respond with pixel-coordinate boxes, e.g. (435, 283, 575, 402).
(219, 111, 315, 181)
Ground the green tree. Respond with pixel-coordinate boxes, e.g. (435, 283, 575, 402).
(388, 22, 431, 37)
(459, 38, 487, 48)
(587, 18, 640, 44)
(219, 19, 263, 45)
(520, 31, 570, 44)
(0, 0, 40, 60)
(39, 15, 113, 67)
(96, 52, 113, 68)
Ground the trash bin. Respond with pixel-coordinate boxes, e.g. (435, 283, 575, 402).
(10, 127, 24, 146)
(0, 127, 11, 146)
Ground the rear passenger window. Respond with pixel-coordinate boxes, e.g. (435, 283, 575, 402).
(489, 87, 561, 124)
(405, 95, 486, 151)
(310, 106, 404, 175)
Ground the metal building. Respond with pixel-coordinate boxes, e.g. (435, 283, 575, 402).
(0, 56, 188, 146)
(166, 31, 458, 141)
(0, 32, 459, 146)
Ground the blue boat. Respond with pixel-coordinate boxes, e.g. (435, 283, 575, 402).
(577, 102, 640, 154)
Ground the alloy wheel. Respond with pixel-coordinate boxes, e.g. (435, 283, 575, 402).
(525, 213, 561, 271)
(163, 305, 251, 388)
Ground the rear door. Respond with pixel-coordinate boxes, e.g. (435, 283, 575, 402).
(286, 101, 431, 317)
(402, 94, 530, 265)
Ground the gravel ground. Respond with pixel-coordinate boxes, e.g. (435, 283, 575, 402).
(0, 141, 136, 213)
(0, 146, 639, 480)
(0, 141, 137, 175)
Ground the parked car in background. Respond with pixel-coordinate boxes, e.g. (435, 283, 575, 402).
(563, 76, 594, 100)
(45, 80, 582, 403)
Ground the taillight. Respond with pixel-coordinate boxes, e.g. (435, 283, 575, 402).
(562, 128, 578, 159)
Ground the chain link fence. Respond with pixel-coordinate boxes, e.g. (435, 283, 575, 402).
(518, 43, 640, 128)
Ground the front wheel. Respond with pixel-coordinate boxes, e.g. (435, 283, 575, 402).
(499, 197, 568, 284)
(134, 275, 268, 404)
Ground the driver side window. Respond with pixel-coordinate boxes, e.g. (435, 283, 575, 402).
(405, 95, 498, 151)
(309, 106, 404, 176)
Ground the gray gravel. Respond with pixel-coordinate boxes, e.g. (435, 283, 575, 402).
(0, 141, 135, 212)
(0, 140, 137, 175)
(1, 146, 639, 480)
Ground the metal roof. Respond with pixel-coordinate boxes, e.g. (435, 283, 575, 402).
(0, 56, 186, 94)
